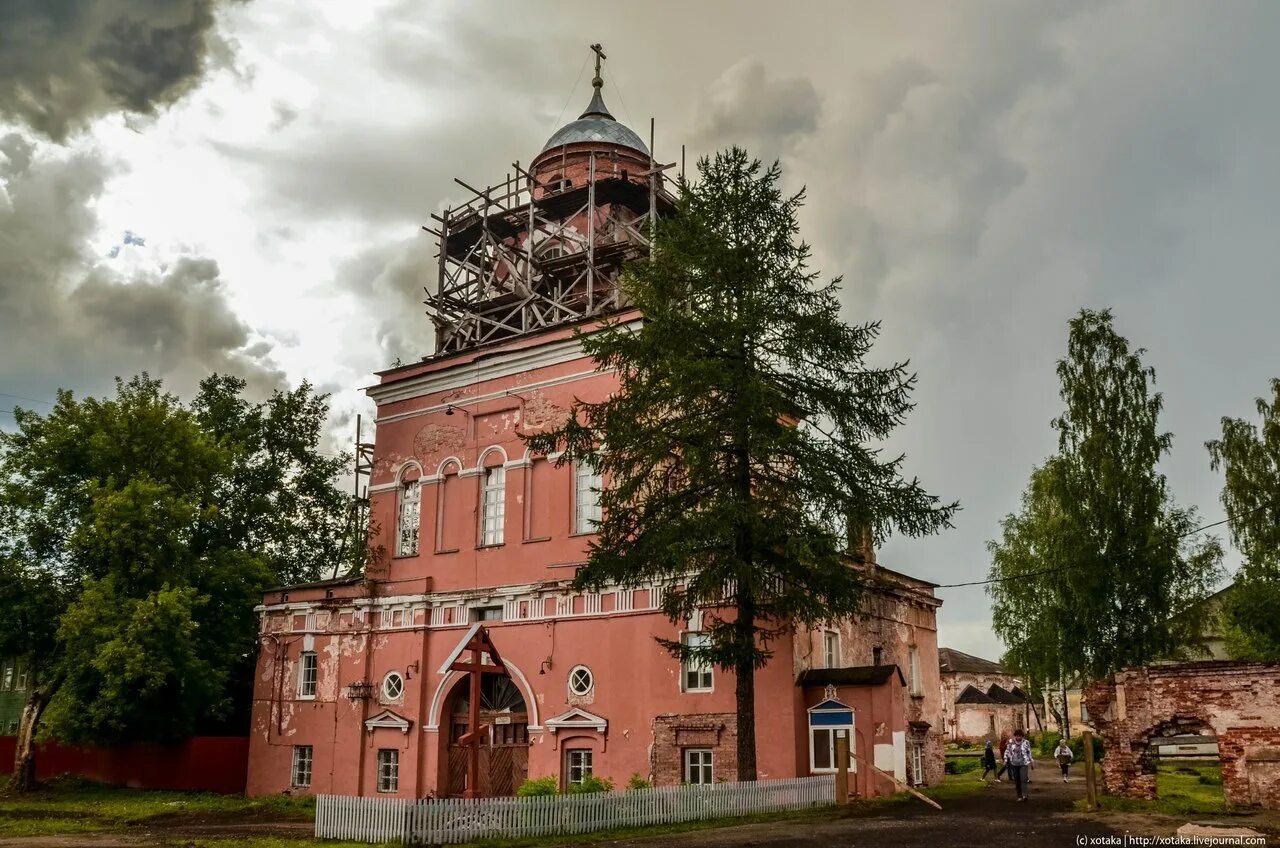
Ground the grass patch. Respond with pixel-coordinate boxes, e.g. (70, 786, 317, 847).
(0, 777, 314, 837)
(1077, 761, 1232, 817)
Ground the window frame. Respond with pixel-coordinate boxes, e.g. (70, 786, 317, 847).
(382, 671, 405, 703)
(573, 459, 603, 535)
(808, 724, 855, 774)
(564, 747, 593, 787)
(909, 742, 925, 786)
(396, 478, 422, 557)
(480, 465, 506, 547)
(909, 647, 922, 696)
(683, 748, 713, 785)
(568, 665, 594, 697)
(291, 745, 313, 789)
(377, 748, 400, 793)
(823, 630, 841, 669)
(297, 651, 318, 699)
(680, 632, 714, 693)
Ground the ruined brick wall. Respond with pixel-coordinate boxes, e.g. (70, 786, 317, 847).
(650, 713, 738, 786)
(1084, 661, 1280, 809)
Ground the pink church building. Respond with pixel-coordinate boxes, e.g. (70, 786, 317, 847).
(245, 52, 945, 800)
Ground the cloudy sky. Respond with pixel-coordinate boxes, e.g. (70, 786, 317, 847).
(2, 0, 1278, 659)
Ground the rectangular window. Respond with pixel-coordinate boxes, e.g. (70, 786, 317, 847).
(809, 727, 854, 773)
(1080, 699, 1090, 723)
(471, 606, 503, 622)
(292, 745, 313, 789)
(823, 631, 840, 668)
(909, 647, 922, 696)
(684, 748, 713, 785)
(481, 466, 505, 546)
(6, 721, 16, 734)
(574, 460, 602, 534)
(12, 662, 25, 690)
(872, 646, 883, 666)
(565, 748, 593, 785)
(681, 632, 713, 692)
(298, 651, 318, 699)
(1, 660, 12, 691)
(377, 749, 399, 793)
(909, 743, 925, 786)
(397, 480, 421, 556)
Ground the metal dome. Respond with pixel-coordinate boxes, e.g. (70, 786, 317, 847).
(540, 64, 649, 157)
(540, 115, 649, 157)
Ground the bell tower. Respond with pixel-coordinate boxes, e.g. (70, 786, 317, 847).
(424, 45, 677, 354)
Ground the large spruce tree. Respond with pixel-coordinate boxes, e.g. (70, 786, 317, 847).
(1207, 378, 1280, 660)
(525, 148, 956, 780)
(988, 309, 1222, 687)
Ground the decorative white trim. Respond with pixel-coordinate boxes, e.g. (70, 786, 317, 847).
(436, 456, 464, 475)
(545, 707, 607, 734)
(366, 324, 637, 407)
(395, 460, 424, 483)
(365, 709, 412, 734)
(423, 657, 541, 732)
(477, 445, 509, 467)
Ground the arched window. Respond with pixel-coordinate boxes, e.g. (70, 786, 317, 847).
(574, 459, 603, 534)
(396, 470, 421, 557)
(480, 463, 506, 546)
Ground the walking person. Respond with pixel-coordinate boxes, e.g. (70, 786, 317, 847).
(1004, 728, 1033, 801)
(981, 740, 999, 782)
(994, 734, 1010, 782)
(1055, 738, 1074, 782)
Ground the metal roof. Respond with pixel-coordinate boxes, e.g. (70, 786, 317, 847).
(540, 87, 648, 157)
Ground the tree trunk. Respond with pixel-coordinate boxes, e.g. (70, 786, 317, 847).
(5, 688, 51, 794)
(734, 593, 758, 782)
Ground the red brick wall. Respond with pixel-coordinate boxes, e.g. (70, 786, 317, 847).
(651, 713, 737, 786)
(1084, 662, 1280, 809)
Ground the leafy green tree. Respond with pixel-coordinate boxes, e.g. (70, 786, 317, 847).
(525, 148, 956, 780)
(988, 309, 1222, 687)
(1207, 378, 1280, 660)
(0, 375, 351, 792)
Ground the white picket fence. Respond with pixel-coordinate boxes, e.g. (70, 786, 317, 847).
(315, 775, 835, 844)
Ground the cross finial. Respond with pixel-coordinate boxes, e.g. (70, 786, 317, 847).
(590, 43, 606, 89)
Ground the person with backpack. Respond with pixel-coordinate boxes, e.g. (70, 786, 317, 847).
(1055, 738, 1074, 782)
(1003, 728, 1033, 801)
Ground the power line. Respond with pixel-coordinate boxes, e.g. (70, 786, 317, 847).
(0, 392, 55, 406)
(934, 502, 1270, 590)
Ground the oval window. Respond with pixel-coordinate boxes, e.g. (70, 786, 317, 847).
(568, 665, 594, 697)
(383, 671, 404, 702)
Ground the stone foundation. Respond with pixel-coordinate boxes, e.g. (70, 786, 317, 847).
(650, 713, 738, 786)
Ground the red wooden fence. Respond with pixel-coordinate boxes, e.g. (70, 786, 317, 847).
(0, 736, 249, 794)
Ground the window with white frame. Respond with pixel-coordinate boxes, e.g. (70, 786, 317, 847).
(823, 631, 840, 668)
(909, 647, 922, 696)
(909, 742, 924, 786)
(480, 465, 505, 546)
(565, 748, 592, 786)
(574, 459, 602, 534)
(377, 749, 399, 792)
(684, 748, 713, 785)
(382, 671, 404, 702)
(471, 606, 503, 622)
(397, 478, 421, 556)
(292, 745, 313, 788)
(568, 665, 594, 697)
(13, 661, 26, 690)
(809, 724, 854, 773)
(681, 632, 713, 692)
(298, 651, 318, 698)
(381, 607, 408, 629)
(1, 660, 13, 691)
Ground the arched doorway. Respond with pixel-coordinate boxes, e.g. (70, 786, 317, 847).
(443, 673, 530, 796)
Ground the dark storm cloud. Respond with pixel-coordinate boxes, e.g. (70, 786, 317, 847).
(0, 0, 244, 141)
(0, 134, 282, 399)
(331, 234, 436, 366)
(691, 60, 822, 164)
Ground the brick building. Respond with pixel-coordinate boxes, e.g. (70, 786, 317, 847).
(244, 49, 945, 800)
(1084, 661, 1280, 809)
(937, 648, 1037, 742)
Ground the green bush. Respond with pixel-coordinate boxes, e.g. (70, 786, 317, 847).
(516, 776, 559, 797)
(626, 774, 652, 791)
(568, 775, 614, 795)
(953, 739, 973, 750)
(1037, 731, 1062, 756)
(944, 756, 982, 775)
(1070, 735, 1104, 762)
